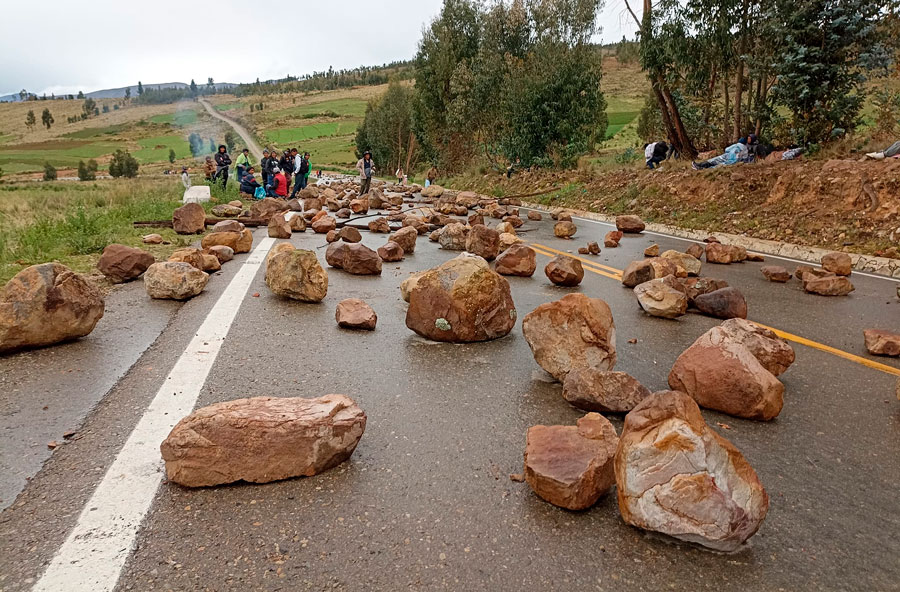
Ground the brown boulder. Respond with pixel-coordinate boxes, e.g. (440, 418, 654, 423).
(325, 242, 348, 269)
(201, 253, 221, 272)
(172, 202, 206, 234)
(97, 244, 155, 283)
(391, 226, 418, 254)
(303, 197, 322, 211)
(621, 257, 679, 288)
(527, 211, 542, 221)
(289, 215, 307, 232)
(206, 245, 234, 264)
(212, 219, 244, 233)
(616, 215, 645, 233)
(267, 213, 292, 239)
(761, 265, 791, 282)
(545, 255, 584, 287)
(368, 217, 391, 233)
(587, 242, 600, 255)
(679, 277, 730, 306)
(439, 222, 469, 251)
(337, 227, 362, 243)
(200, 229, 252, 254)
(342, 243, 383, 275)
(822, 252, 852, 276)
(350, 197, 369, 214)
(168, 247, 205, 271)
(161, 395, 366, 487)
(251, 197, 289, 222)
(554, 221, 577, 239)
(0, 263, 105, 354)
(265, 248, 328, 302)
(562, 369, 651, 413)
(604, 230, 623, 248)
(311, 215, 337, 234)
(335, 208, 352, 219)
(661, 250, 701, 276)
(715, 319, 795, 376)
(495, 221, 516, 235)
(803, 274, 855, 296)
(465, 224, 500, 260)
(494, 244, 536, 277)
(336, 299, 377, 330)
(144, 262, 208, 300)
(377, 241, 404, 262)
(685, 243, 704, 259)
(406, 254, 516, 343)
(524, 413, 619, 511)
(498, 232, 522, 252)
(634, 276, 688, 319)
(615, 390, 769, 552)
(864, 329, 900, 357)
(693, 287, 748, 319)
(468, 213, 485, 226)
(644, 244, 659, 257)
(522, 293, 616, 381)
(705, 242, 733, 264)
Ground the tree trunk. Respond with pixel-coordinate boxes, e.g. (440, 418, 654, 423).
(702, 65, 719, 149)
(660, 82, 697, 159)
(733, 0, 749, 141)
(723, 77, 730, 148)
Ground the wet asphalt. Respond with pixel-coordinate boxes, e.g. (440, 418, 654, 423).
(0, 206, 898, 592)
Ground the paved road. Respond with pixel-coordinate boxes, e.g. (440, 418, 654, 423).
(0, 206, 898, 592)
(198, 99, 263, 161)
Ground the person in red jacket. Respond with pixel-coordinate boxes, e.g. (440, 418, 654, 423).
(269, 166, 288, 198)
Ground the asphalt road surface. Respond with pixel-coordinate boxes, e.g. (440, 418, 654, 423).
(1, 204, 898, 592)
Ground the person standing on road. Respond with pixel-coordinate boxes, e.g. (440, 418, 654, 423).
(290, 151, 311, 198)
(425, 165, 437, 187)
(356, 150, 375, 195)
(203, 156, 216, 181)
(260, 149, 271, 188)
(279, 150, 295, 193)
(395, 166, 404, 185)
(235, 148, 252, 182)
(214, 145, 231, 189)
(265, 150, 279, 189)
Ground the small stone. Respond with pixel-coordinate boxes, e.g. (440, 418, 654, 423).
(587, 242, 600, 255)
(644, 244, 659, 257)
(206, 245, 234, 264)
(368, 217, 391, 233)
(142, 234, 163, 244)
(578, 247, 590, 255)
(604, 231, 623, 248)
(705, 242, 733, 264)
(335, 299, 377, 330)
(554, 221, 577, 239)
(527, 211, 542, 221)
(545, 255, 584, 287)
(761, 265, 791, 282)
(693, 287, 748, 319)
(685, 243, 704, 259)
(863, 329, 900, 357)
(562, 369, 651, 413)
(822, 252, 852, 276)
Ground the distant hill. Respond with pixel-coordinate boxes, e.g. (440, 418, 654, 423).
(0, 82, 236, 102)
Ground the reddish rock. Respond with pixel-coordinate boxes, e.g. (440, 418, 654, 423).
(562, 369, 651, 413)
(201, 253, 221, 272)
(168, 247, 205, 271)
(685, 243, 704, 259)
(554, 221, 577, 239)
(621, 257, 679, 288)
(160, 395, 366, 487)
(614, 390, 769, 552)
(524, 414, 619, 511)
(466, 225, 500, 261)
(803, 274, 855, 296)
(587, 242, 600, 255)
(265, 248, 328, 302)
(679, 277, 730, 306)
(504, 215, 524, 229)
(822, 252, 852, 276)
(145, 261, 208, 300)
(251, 198, 289, 222)
(406, 254, 516, 343)
(172, 203, 206, 234)
(468, 213, 485, 226)
(604, 230, 623, 248)
(644, 244, 659, 257)
(693, 287, 748, 319)
(863, 329, 900, 357)
(545, 255, 584, 287)
(578, 247, 590, 255)
(494, 244, 537, 277)
(661, 250, 702, 276)
(522, 293, 616, 381)
(200, 230, 252, 254)
(325, 242, 348, 269)
(705, 242, 733, 264)
(97, 244, 155, 283)
(206, 245, 234, 264)
(212, 220, 244, 233)
(377, 241, 404, 262)
(268, 214, 292, 239)
(289, 215, 306, 232)
(402, 216, 428, 235)
(616, 215, 645, 233)
(729, 245, 748, 262)
(350, 196, 369, 214)
(337, 227, 362, 243)
(761, 265, 791, 282)
(335, 208, 352, 219)
(341, 243, 382, 275)
(390, 226, 418, 254)
(717, 319, 795, 376)
(368, 217, 391, 233)
(335, 299, 377, 330)
(634, 276, 689, 319)
(527, 211, 542, 221)
(311, 216, 337, 234)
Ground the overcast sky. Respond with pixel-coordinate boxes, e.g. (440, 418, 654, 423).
(1, 0, 639, 97)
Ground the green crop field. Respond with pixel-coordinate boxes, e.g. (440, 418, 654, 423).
(264, 97, 368, 121)
(605, 110, 640, 138)
(300, 135, 358, 168)
(132, 135, 192, 163)
(215, 102, 243, 112)
(264, 121, 359, 146)
(149, 110, 198, 126)
(64, 124, 130, 139)
(0, 139, 123, 171)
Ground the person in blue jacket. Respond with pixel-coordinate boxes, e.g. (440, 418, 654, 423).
(692, 138, 749, 170)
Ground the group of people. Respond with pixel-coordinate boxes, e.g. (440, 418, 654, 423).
(644, 134, 790, 171)
(202, 145, 314, 199)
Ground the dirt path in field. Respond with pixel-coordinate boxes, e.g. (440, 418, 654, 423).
(198, 98, 262, 161)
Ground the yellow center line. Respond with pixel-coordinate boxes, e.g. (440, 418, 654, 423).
(525, 240, 900, 378)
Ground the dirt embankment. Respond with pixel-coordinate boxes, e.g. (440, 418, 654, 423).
(453, 158, 900, 257)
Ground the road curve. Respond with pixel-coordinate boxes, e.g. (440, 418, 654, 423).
(198, 98, 262, 161)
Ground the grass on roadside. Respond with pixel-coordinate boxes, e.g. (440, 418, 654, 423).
(0, 178, 207, 284)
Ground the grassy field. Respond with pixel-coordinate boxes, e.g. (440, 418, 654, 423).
(133, 134, 192, 163)
(0, 178, 218, 284)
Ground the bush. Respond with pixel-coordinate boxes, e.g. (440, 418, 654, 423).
(43, 162, 57, 181)
(615, 147, 640, 164)
(168, 148, 176, 163)
(108, 150, 139, 178)
(77, 160, 98, 181)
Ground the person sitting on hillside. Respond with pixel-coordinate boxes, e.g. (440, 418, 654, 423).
(268, 166, 288, 198)
(214, 145, 231, 188)
(865, 140, 900, 160)
(644, 141, 669, 169)
(691, 137, 748, 170)
(203, 156, 216, 181)
(235, 148, 252, 182)
(181, 166, 191, 189)
(240, 166, 262, 197)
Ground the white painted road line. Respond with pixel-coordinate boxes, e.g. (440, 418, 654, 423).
(33, 236, 276, 592)
(520, 206, 899, 283)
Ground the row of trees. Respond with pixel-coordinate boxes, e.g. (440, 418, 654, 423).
(233, 62, 414, 97)
(39, 151, 140, 182)
(357, 0, 609, 174)
(628, 0, 896, 155)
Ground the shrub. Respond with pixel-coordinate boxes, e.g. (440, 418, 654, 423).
(77, 160, 98, 181)
(108, 150, 139, 178)
(43, 162, 57, 181)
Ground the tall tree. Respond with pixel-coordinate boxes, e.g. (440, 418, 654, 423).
(77, 90, 84, 99)
(125, 87, 131, 99)
(25, 110, 36, 130)
(137, 81, 144, 96)
(41, 108, 54, 129)
(190, 79, 198, 95)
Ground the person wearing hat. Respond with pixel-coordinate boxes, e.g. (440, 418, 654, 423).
(240, 166, 262, 198)
(181, 166, 191, 189)
(268, 166, 288, 198)
(356, 150, 375, 195)
(213, 144, 231, 189)
(235, 148, 252, 183)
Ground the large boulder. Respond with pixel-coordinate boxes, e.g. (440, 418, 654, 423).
(250, 198, 287, 222)
(311, 215, 337, 234)
(680, 277, 730, 307)
(201, 253, 221, 272)
(465, 224, 500, 261)
(615, 390, 769, 552)
(498, 233, 522, 252)
(400, 272, 423, 303)
(167, 247, 205, 271)
(562, 369, 651, 413)
(545, 255, 584, 287)
(604, 231, 623, 248)
(0, 263, 105, 354)
(421, 184, 444, 198)
(97, 244, 155, 283)
(368, 217, 390, 233)
(863, 329, 900, 357)
(661, 250, 701, 276)
(554, 221, 577, 239)
(693, 286, 748, 319)
(390, 226, 418, 254)
(494, 244, 536, 277)
(161, 395, 366, 487)
(265, 247, 328, 302)
(668, 319, 793, 420)
(377, 241, 404, 262)
(335, 298, 377, 330)
(325, 242, 348, 269)
(342, 243, 383, 275)
(524, 413, 619, 511)
(821, 252, 852, 276)
(144, 261, 208, 300)
(206, 245, 234, 264)
(522, 293, 616, 381)
(267, 213, 292, 239)
(634, 276, 688, 319)
(349, 196, 369, 214)
(621, 257, 679, 288)
(615, 215, 645, 233)
(705, 242, 733, 264)
(803, 274, 855, 296)
(438, 222, 468, 251)
(201, 229, 253, 254)
(406, 254, 516, 342)
(212, 219, 244, 233)
(172, 202, 206, 234)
